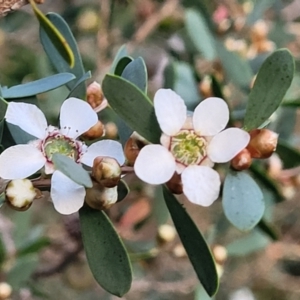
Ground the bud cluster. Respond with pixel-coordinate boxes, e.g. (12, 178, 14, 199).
(231, 128, 278, 171)
(85, 156, 122, 210)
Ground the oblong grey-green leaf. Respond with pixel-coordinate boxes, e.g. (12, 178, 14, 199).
(163, 186, 219, 296)
(114, 56, 133, 76)
(276, 139, 300, 168)
(244, 49, 294, 130)
(173, 61, 200, 110)
(223, 171, 265, 231)
(2, 73, 76, 99)
(110, 44, 129, 73)
(122, 57, 148, 92)
(185, 8, 216, 61)
(40, 13, 86, 97)
(102, 74, 161, 144)
(79, 206, 132, 297)
(52, 153, 92, 188)
(29, 0, 74, 67)
(216, 42, 253, 90)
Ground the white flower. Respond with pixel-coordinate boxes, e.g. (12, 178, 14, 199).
(0, 98, 125, 215)
(134, 89, 250, 207)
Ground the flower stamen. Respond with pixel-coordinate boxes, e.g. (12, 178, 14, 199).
(170, 130, 207, 166)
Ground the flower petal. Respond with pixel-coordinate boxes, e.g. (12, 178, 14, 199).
(182, 165, 220, 206)
(60, 97, 98, 139)
(51, 170, 85, 215)
(154, 89, 187, 136)
(0, 145, 46, 179)
(207, 128, 250, 163)
(134, 144, 176, 184)
(5, 102, 47, 139)
(193, 97, 229, 136)
(80, 140, 125, 167)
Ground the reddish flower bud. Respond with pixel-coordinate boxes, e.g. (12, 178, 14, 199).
(124, 137, 145, 166)
(212, 245, 228, 265)
(231, 148, 252, 171)
(81, 120, 105, 140)
(85, 181, 118, 210)
(247, 129, 278, 159)
(92, 157, 121, 188)
(166, 172, 183, 195)
(86, 81, 104, 109)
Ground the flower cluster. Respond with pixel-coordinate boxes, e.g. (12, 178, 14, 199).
(0, 98, 124, 215)
(0, 89, 252, 214)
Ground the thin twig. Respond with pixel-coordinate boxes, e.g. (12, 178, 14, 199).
(130, 0, 180, 46)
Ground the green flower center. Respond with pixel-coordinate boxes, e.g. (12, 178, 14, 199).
(170, 130, 207, 166)
(44, 136, 78, 162)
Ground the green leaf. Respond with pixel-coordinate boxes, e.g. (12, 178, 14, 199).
(18, 237, 50, 256)
(0, 234, 6, 267)
(276, 139, 300, 168)
(114, 56, 133, 76)
(163, 62, 175, 89)
(0, 98, 7, 120)
(67, 71, 92, 98)
(115, 57, 148, 145)
(40, 13, 86, 98)
(29, 0, 74, 67)
(110, 44, 129, 73)
(117, 180, 129, 202)
(226, 230, 270, 256)
(7, 254, 39, 289)
(79, 206, 132, 297)
(244, 49, 294, 130)
(185, 9, 216, 61)
(249, 163, 284, 203)
(0, 192, 5, 208)
(173, 61, 200, 110)
(216, 42, 253, 90)
(52, 154, 92, 188)
(17, 225, 50, 256)
(102, 74, 161, 144)
(257, 218, 279, 241)
(247, 0, 276, 25)
(152, 185, 169, 226)
(163, 186, 218, 296)
(2, 73, 76, 99)
(7, 122, 36, 145)
(223, 171, 265, 231)
(121, 57, 148, 92)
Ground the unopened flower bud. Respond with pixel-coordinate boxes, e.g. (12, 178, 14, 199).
(231, 148, 252, 171)
(92, 157, 121, 187)
(87, 81, 104, 109)
(166, 172, 183, 194)
(247, 129, 278, 159)
(199, 76, 213, 98)
(0, 282, 12, 299)
(157, 224, 176, 244)
(212, 245, 228, 265)
(250, 20, 269, 43)
(85, 181, 118, 210)
(5, 179, 36, 211)
(104, 122, 118, 139)
(81, 120, 105, 140)
(124, 137, 145, 166)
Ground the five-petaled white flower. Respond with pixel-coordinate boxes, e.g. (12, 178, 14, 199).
(134, 89, 250, 207)
(0, 98, 125, 215)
